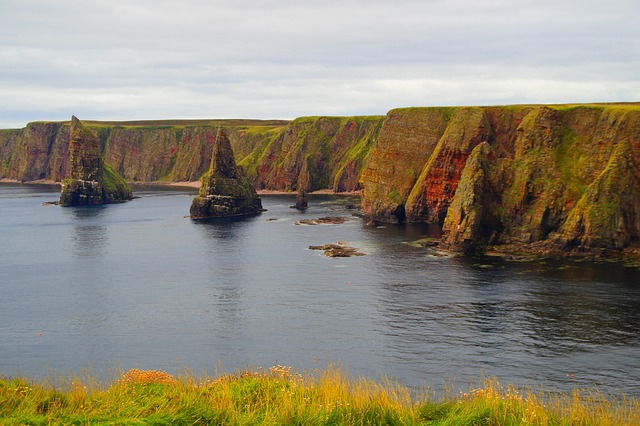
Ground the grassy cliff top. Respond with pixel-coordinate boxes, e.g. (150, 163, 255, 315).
(390, 102, 640, 113)
(13, 103, 640, 130)
(80, 118, 291, 129)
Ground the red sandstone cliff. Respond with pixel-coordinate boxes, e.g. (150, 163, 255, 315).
(359, 104, 640, 254)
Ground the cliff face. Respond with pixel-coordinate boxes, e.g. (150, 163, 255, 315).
(360, 104, 640, 253)
(0, 116, 381, 193)
(360, 108, 451, 222)
(243, 116, 382, 192)
(0, 122, 69, 182)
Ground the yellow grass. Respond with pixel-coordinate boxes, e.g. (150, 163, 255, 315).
(1, 366, 638, 425)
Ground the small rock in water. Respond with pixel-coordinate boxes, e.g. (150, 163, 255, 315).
(295, 216, 347, 225)
(290, 188, 308, 210)
(309, 242, 365, 257)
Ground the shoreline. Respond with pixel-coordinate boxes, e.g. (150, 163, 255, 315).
(2, 178, 636, 265)
(0, 178, 362, 196)
(1, 178, 61, 186)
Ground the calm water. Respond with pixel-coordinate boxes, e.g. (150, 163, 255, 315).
(1, 183, 639, 396)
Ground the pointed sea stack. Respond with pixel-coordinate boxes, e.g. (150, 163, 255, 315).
(189, 128, 264, 219)
(59, 116, 132, 206)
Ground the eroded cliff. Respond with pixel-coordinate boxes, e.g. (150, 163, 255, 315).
(361, 104, 640, 255)
(2, 104, 639, 256)
(0, 116, 381, 193)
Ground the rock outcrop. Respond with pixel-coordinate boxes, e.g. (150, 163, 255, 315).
(440, 142, 499, 251)
(309, 242, 366, 257)
(59, 116, 132, 206)
(360, 104, 640, 255)
(189, 128, 263, 219)
(291, 188, 308, 210)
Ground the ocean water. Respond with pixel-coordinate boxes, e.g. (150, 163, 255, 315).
(1, 183, 639, 396)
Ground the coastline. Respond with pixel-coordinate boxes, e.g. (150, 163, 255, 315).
(2, 178, 636, 265)
(1, 178, 61, 186)
(0, 178, 362, 196)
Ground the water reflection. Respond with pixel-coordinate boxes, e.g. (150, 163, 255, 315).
(65, 206, 109, 258)
(193, 215, 258, 241)
(192, 216, 261, 336)
(458, 256, 640, 353)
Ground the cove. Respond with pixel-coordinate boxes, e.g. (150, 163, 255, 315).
(1, 183, 639, 397)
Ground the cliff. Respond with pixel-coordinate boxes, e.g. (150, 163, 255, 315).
(361, 104, 640, 256)
(2, 104, 639, 257)
(0, 116, 382, 193)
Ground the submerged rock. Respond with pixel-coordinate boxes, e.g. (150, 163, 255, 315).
(59, 116, 132, 206)
(190, 128, 264, 219)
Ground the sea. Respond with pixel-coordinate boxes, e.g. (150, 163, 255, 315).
(1, 183, 639, 396)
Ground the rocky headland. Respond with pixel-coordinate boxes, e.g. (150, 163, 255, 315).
(2, 104, 639, 262)
(360, 104, 640, 262)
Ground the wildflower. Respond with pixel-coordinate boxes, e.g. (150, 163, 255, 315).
(119, 368, 177, 386)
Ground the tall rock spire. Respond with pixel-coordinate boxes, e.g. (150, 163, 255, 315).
(189, 128, 264, 219)
(59, 116, 132, 206)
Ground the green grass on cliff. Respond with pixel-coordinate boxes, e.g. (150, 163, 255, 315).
(80, 119, 291, 129)
(2, 366, 638, 425)
(102, 162, 131, 195)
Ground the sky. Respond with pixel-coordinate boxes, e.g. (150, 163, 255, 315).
(1, 0, 639, 128)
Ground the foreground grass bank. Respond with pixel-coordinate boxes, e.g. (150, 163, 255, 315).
(1, 366, 638, 425)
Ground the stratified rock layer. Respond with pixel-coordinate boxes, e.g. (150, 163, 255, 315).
(361, 104, 640, 254)
(189, 128, 263, 219)
(1, 116, 381, 193)
(59, 116, 132, 206)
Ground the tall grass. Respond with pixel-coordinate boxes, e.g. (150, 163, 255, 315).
(1, 366, 638, 425)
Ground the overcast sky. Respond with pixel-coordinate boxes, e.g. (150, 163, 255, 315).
(1, 0, 638, 128)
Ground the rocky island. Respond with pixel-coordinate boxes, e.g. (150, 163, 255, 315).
(59, 116, 132, 206)
(189, 128, 264, 219)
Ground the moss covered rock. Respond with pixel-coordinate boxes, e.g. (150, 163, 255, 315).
(189, 128, 264, 219)
(555, 140, 640, 249)
(441, 142, 499, 251)
(59, 116, 132, 206)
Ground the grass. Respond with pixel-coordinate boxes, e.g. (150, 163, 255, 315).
(1, 366, 638, 425)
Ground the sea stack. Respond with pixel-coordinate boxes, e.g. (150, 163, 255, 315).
(189, 128, 264, 219)
(59, 116, 132, 206)
(291, 187, 308, 210)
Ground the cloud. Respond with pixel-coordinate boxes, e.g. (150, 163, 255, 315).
(1, 0, 638, 128)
